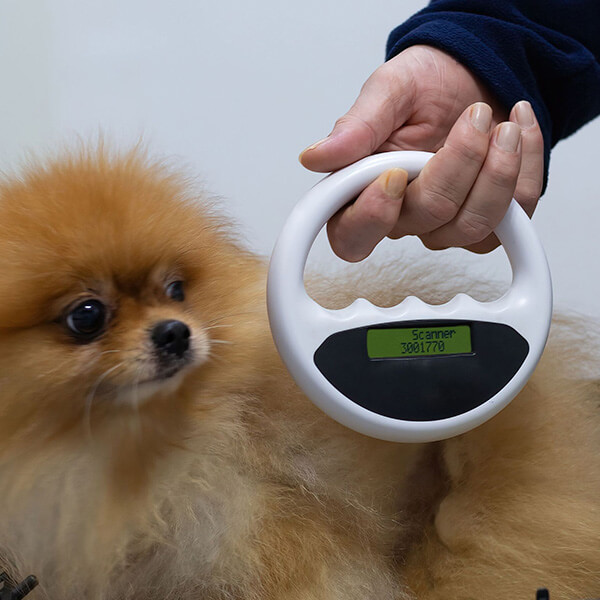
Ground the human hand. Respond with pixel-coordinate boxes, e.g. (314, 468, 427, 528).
(299, 45, 544, 259)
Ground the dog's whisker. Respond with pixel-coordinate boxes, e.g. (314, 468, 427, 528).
(204, 324, 233, 331)
(206, 350, 226, 364)
(203, 310, 264, 328)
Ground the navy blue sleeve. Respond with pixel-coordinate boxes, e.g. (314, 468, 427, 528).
(386, 0, 600, 186)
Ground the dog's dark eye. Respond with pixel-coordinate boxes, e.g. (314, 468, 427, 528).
(66, 300, 107, 340)
(166, 281, 185, 302)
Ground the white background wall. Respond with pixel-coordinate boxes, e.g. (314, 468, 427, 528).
(1, 0, 598, 319)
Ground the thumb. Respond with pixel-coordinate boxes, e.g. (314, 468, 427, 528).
(299, 65, 414, 172)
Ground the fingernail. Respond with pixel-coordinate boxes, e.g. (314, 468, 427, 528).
(380, 168, 407, 198)
(495, 122, 521, 152)
(299, 137, 328, 159)
(470, 103, 492, 133)
(514, 100, 535, 128)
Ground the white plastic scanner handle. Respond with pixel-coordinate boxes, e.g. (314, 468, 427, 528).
(267, 151, 552, 442)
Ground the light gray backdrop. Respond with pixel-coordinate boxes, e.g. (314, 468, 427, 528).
(1, 0, 598, 318)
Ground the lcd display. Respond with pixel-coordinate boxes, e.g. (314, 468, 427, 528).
(367, 325, 472, 358)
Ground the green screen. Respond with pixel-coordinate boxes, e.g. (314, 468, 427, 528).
(367, 325, 472, 358)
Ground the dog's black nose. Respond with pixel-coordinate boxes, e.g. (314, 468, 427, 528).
(151, 320, 191, 358)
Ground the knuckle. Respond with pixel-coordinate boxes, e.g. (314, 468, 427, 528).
(327, 227, 361, 263)
(341, 247, 369, 263)
(333, 114, 353, 130)
(387, 219, 406, 239)
(420, 234, 446, 251)
(455, 208, 494, 245)
(338, 112, 380, 152)
(419, 186, 461, 226)
(524, 125, 544, 150)
(365, 64, 390, 89)
(360, 199, 397, 229)
(446, 139, 487, 168)
(515, 177, 542, 213)
(485, 160, 519, 190)
(369, 61, 406, 95)
(466, 236, 500, 254)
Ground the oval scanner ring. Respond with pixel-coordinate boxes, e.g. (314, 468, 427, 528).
(267, 151, 552, 443)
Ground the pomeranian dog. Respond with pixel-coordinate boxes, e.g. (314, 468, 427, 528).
(0, 147, 597, 600)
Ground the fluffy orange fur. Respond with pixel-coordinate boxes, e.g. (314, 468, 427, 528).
(0, 147, 597, 600)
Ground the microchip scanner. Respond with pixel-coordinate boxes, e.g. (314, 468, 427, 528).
(267, 151, 552, 443)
